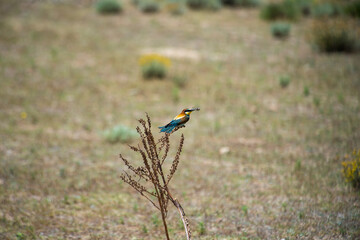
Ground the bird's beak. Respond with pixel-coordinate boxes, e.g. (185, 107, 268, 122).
(189, 107, 200, 112)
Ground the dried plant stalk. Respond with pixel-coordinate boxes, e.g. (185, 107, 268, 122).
(120, 114, 191, 240)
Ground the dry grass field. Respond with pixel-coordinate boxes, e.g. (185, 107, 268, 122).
(1, 1, 360, 239)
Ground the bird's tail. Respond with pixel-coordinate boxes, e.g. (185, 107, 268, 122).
(159, 126, 175, 133)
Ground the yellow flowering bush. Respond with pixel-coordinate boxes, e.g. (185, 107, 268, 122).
(139, 54, 171, 79)
(342, 150, 360, 189)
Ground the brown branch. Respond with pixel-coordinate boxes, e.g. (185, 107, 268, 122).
(173, 198, 191, 240)
(167, 134, 184, 184)
(119, 114, 192, 240)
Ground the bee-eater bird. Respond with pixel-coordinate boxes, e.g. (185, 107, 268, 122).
(159, 108, 200, 133)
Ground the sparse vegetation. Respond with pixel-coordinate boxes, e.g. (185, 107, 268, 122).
(102, 124, 138, 143)
(342, 150, 360, 189)
(95, 0, 122, 14)
(271, 22, 291, 38)
(1, 1, 360, 239)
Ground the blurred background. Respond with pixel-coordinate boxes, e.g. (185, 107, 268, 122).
(1, 0, 360, 239)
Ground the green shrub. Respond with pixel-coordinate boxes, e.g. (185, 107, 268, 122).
(139, 54, 171, 79)
(139, 0, 160, 13)
(222, 0, 260, 8)
(345, 1, 360, 18)
(260, 3, 284, 20)
(95, 0, 122, 14)
(281, 0, 300, 20)
(260, 0, 300, 21)
(103, 124, 137, 143)
(342, 150, 360, 189)
(187, 0, 222, 11)
(187, 0, 204, 9)
(312, 2, 342, 18)
(271, 22, 291, 38)
(206, 0, 222, 11)
(297, 0, 313, 16)
(142, 62, 167, 78)
(310, 19, 359, 53)
(279, 75, 290, 88)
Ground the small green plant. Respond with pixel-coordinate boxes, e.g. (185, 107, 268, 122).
(139, 54, 171, 79)
(142, 224, 148, 234)
(16, 232, 26, 240)
(95, 0, 122, 14)
(133, 203, 138, 212)
(172, 86, 180, 103)
(342, 150, 360, 189)
(241, 205, 248, 215)
(313, 96, 320, 107)
(63, 195, 70, 205)
(294, 159, 301, 171)
(337, 93, 344, 104)
(139, 0, 160, 13)
(310, 19, 359, 53)
(260, 0, 299, 21)
(279, 75, 291, 88)
(303, 86, 310, 96)
(271, 22, 291, 38)
(102, 124, 137, 143)
(312, 2, 342, 18)
(198, 221, 206, 235)
(172, 76, 187, 88)
(151, 214, 160, 227)
(222, 0, 260, 8)
(298, 210, 305, 219)
(59, 167, 66, 179)
(345, 1, 360, 18)
(187, 0, 222, 11)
